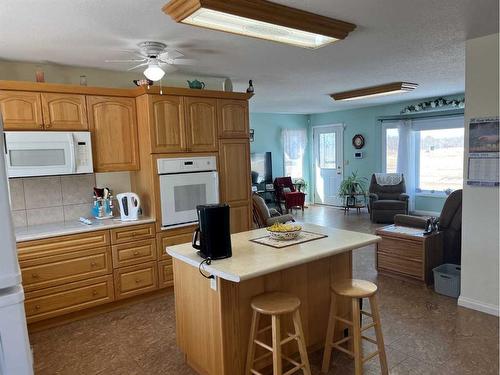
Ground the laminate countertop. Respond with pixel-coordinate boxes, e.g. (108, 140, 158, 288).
(15, 216, 155, 242)
(166, 223, 380, 282)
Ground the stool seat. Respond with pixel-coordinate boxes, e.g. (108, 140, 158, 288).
(251, 292, 301, 315)
(331, 279, 377, 298)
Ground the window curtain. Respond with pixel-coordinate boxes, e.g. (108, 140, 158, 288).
(396, 120, 416, 211)
(282, 128, 307, 178)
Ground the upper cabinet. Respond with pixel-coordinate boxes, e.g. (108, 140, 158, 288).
(217, 99, 249, 138)
(87, 96, 139, 172)
(184, 97, 218, 152)
(149, 95, 186, 153)
(41, 93, 88, 130)
(0, 91, 88, 131)
(0, 90, 43, 130)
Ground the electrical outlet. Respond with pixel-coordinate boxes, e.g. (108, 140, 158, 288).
(210, 276, 217, 291)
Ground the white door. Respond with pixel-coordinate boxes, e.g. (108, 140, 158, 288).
(313, 125, 344, 205)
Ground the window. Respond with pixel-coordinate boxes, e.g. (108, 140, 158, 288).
(382, 116, 464, 193)
(418, 128, 464, 191)
(282, 128, 307, 178)
(385, 128, 399, 173)
(319, 132, 336, 169)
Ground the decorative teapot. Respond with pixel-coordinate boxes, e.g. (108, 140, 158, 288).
(187, 79, 205, 89)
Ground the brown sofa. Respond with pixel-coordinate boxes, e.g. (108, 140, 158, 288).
(368, 174, 409, 223)
(394, 189, 462, 264)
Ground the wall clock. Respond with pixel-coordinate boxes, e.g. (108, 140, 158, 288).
(352, 134, 365, 149)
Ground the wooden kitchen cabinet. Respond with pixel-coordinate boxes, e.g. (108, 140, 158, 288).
(0, 90, 43, 130)
(219, 138, 251, 203)
(87, 96, 139, 172)
(184, 97, 218, 152)
(219, 138, 252, 233)
(217, 99, 249, 138)
(149, 95, 186, 153)
(113, 261, 158, 300)
(41, 93, 88, 130)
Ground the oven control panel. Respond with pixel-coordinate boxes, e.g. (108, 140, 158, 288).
(157, 156, 217, 175)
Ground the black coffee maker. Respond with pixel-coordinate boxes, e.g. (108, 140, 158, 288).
(192, 203, 232, 260)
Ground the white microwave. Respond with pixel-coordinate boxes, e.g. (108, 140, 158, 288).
(4, 131, 94, 177)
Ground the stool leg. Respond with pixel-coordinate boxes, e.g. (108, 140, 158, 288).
(271, 315, 282, 375)
(352, 298, 362, 375)
(369, 296, 388, 375)
(321, 291, 337, 373)
(292, 310, 311, 375)
(245, 310, 260, 375)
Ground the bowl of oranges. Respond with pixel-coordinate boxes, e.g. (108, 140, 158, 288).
(266, 223, 303, 240)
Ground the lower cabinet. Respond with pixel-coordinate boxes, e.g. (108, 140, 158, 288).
(113, 262, 158, 300)
(25, 275, 114, 323)
(158, 260, 174, 288)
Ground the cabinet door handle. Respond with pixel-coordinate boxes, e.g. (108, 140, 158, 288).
(39, 124, 44, 129)
(32, 273, 40, 279)
(45, 123, 52, 129)
(90, 262, 98, 268)
(133, 251, 140, 256)
(35, 305, 41, 310)
(135, 279, 142, 284)
(92, 290, 98, 296)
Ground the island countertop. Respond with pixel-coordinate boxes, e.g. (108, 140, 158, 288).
(166, 223, 380, 282)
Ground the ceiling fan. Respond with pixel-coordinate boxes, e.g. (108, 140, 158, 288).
(105, 41, 196, 81)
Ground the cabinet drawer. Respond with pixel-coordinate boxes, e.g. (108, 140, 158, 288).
(114, 262, 157, 299)
(377, 237, 423, 261)
(377, 253, 423, 279)
(111, 223, 155, 244)
(25, 275, 114, 323)
(17, 230, 110, 261)
(21, 247, 112, 292)
(112, 238, 157, 268)
(158, 260, 174, 288)
(157, 230, 194, 260)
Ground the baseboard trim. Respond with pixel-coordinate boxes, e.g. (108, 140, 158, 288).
(458, 296, 500, 316)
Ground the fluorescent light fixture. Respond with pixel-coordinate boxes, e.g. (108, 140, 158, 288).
(143, 60, 165, 81)
(331, 82, 418, 101)
(163, 0, 356, 49)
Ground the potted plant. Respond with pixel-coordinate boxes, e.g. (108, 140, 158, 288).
(293, 178, 307, 193)
(338, 172, 367, 205)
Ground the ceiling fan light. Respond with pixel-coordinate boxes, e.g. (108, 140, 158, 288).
(144, 64, 165, 81)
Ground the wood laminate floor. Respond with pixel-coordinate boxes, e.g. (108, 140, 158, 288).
(30, 205, 499, 375)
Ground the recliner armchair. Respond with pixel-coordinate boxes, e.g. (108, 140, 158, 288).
(273, 177, 305, 213)
(368, 174, 409, 223)
(394, 189, 462, 264)
(252, 193, 295, 228)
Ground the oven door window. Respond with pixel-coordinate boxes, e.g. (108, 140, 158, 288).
(174, 184, 207, 212)
(160, 171, 219, 227)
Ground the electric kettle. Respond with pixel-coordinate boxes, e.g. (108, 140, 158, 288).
(116, 192, 141, 221)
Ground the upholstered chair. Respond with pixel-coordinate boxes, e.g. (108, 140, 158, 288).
(368, 174, 409, 223)
(394, 189, 462, 264)
(252, 193, 295, 228)
(273, 177, 306, 213)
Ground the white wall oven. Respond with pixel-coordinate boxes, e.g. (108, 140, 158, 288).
(158, 156, 219, 228)
(4, 131, 93, 177)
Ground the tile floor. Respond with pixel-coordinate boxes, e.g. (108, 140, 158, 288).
(29, 205, 499, 375)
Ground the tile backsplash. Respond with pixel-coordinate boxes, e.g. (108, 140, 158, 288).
(9, 174, 95, 228)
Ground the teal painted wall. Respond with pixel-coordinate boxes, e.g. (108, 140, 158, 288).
(249, 113, 310, 195)
(309, 95, 464, 213)
(250, 95, 464, 213)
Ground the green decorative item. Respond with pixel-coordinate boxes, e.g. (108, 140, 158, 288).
(338, 171, 367, 197)
(293, 178, 307, 192)
(187, 79, 206, 89)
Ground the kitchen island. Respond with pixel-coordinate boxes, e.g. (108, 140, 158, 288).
(167, 223, 380, 375)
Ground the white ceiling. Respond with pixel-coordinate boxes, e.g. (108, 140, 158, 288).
(0, 0, 498, 113)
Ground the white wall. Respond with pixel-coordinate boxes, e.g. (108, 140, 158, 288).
(459, 33, 499, 316)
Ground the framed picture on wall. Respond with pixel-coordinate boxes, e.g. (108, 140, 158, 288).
(250, 129, 255, 142)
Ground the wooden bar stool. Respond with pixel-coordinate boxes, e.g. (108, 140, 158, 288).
(246, 292, 311, 375)
(321, 279, 388, 375)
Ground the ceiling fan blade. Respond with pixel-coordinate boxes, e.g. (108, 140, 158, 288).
(127, 62, 149, 71)
(167, 49, 184, 58)
(159, 64, 178, 73)
(105, 58, 146, 63)
(171, 59, 197, 66)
